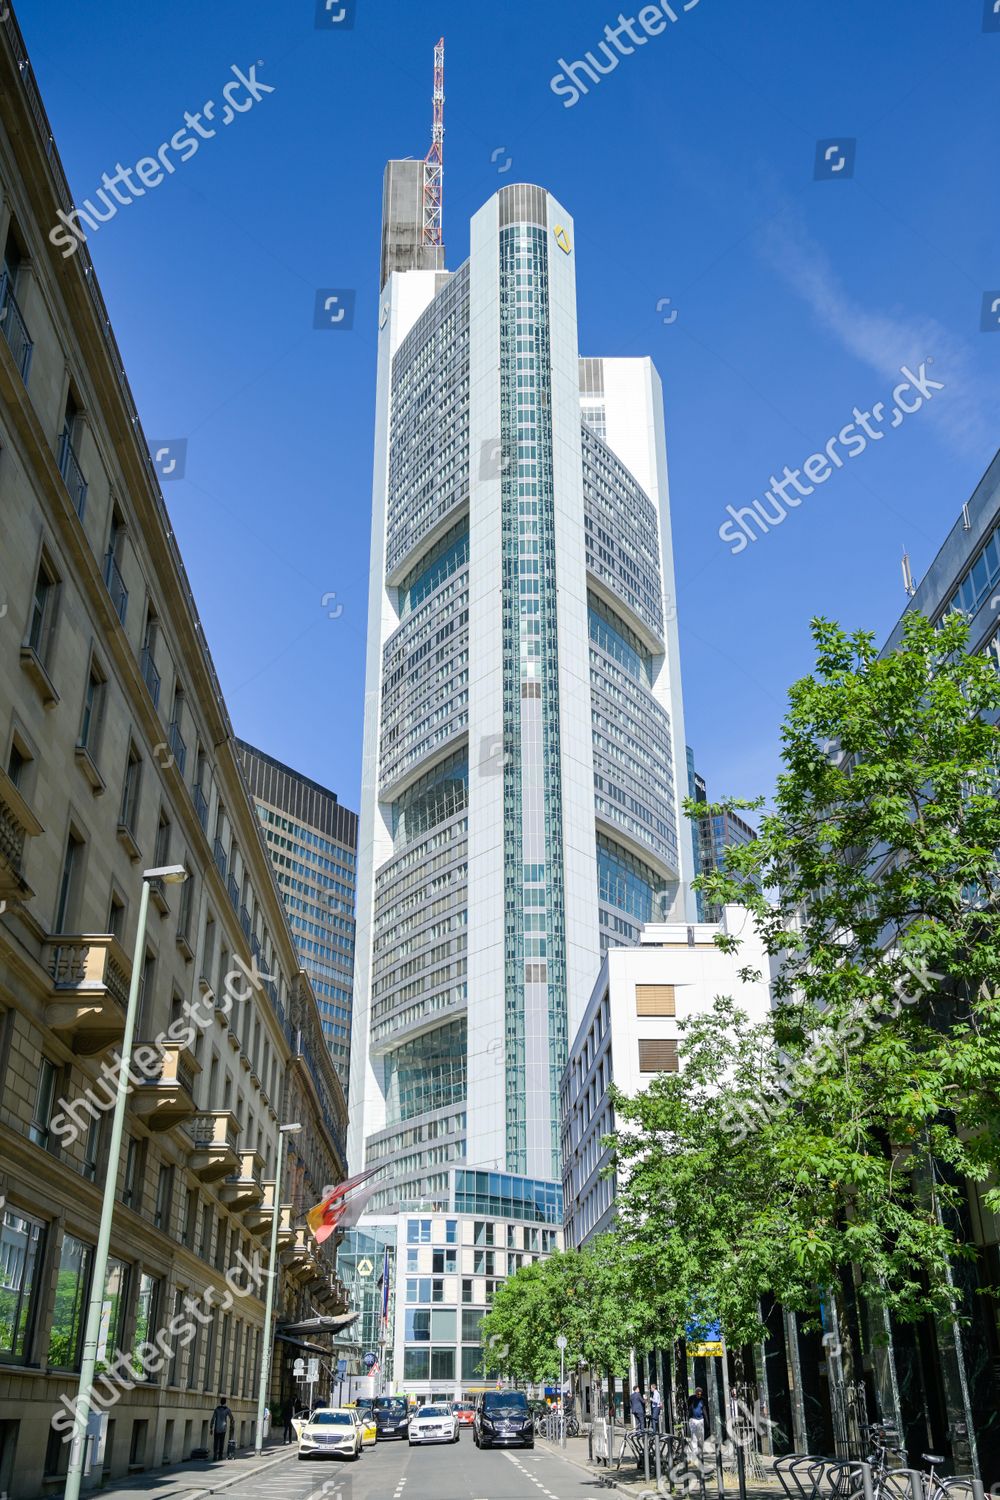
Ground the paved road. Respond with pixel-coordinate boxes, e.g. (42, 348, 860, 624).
(234, 1435, 613, 1500)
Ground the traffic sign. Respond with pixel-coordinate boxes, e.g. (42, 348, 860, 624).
(292, 1358, 306, 1378)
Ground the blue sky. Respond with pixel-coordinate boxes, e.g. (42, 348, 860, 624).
(21, 0, 1000, 815)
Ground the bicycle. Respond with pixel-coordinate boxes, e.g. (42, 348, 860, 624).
(865, 1421, 910, 1500)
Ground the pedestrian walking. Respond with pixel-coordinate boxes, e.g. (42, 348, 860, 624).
(281, 1397, 295, 1444)
(210, 1396, 234, 1461)
(262, 1404, 271, 1444)
(688, 1386, 707, 1460)
(650, 1383, 662, 1432)
(630, 1385, 647, 1430)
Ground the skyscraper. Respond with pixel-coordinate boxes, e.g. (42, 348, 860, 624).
(349, 167, 693, 1211)
(238, 740, 357, 1090)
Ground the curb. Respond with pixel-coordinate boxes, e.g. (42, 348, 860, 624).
(97, 1446, 297, 1500)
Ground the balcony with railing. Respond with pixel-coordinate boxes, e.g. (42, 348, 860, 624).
(193, 784, 209, 831)
(212, 835, 227, 880)
(286, 1227, 319, 1280)
(227, 873, 239, 910)
(139, 647, 160, 708)
(58, 426, 88, 518)
(133, 1039, 200, 1130)
(167, 720, 187, 778)
(239, 904, 252, 940)
(220, 1149, 265, 1211)
(185, 1109, 241, 1180)
(0, 766, 42, 903)
(42, 932, 130, 1054)
(0, 270, 33, 383)
(244, 1180, 278, 1236)
(277, 1204, 296, 1249)
(103, 551, 128, 625)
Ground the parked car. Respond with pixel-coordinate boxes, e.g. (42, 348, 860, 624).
(345, 1402, 377, 1446)
(473, 1390, 534, 1449)
(453, 1401, 475, 1428)
(297, 1407, 363, 1461)
(408, 1403, 460, 1446)
(373, 1396, 410, 1441)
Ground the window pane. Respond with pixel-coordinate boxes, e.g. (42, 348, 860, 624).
(48, 1233, 92, 1368)
(430, 1346, 455, 1380)
(0, 1209, 44, 1356)
(405, 1309, 430, 1342)
(96, 1259, 130, 1366)
(430, 1308, 456, 1341)
(132, 1273, 159, 1376)
(403, 1347, 429, 1380)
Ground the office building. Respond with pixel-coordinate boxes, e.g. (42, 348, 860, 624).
(559, 907, 772, 1250)
(349, 170, 694, 1209)
(0, 10, 348, 1492)
(237, 741, 357, 1092)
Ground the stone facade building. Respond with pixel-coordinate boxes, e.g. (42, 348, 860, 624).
(0, 8, 347, 1494)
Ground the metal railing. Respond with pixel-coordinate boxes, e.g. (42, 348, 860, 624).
(227, 873, 239, 910)
(212, 836, 227, 880)
(139, 646, 160, 707)
(168, 719, 187, 777)
(193, 784, 208, 831)
(58, 426, 88, 517)
(0, 269, 33, 382)
(103, 550, 128, 624)
(240, 904, 252, 939)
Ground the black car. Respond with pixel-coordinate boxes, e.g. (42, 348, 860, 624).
(372, 1397, 410, 1441)
(473, 1390, 534, 1449)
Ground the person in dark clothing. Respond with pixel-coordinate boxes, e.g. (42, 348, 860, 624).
(687, 1387, 707, 1459)
(210, 1396, 234, 1461)
(282, 1398, 295, 1444)
(630, 1385, 647, 1430)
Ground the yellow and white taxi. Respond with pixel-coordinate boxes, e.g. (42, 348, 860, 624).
(297, 1406, 363, 1461)
(345, 1402, 377, 1446)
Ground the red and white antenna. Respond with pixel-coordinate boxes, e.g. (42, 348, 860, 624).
(422, 37, 444, 247)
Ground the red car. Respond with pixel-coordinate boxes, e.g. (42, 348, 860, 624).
(454, 1403, 475, 1428)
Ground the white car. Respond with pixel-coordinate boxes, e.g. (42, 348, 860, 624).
(297, 1407, 363, 1460)
(408, 1403, 460, 1446)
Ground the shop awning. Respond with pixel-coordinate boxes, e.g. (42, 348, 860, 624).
(278, 1312, 359, 1337)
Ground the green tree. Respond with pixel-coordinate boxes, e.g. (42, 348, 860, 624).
(613, 612, 1000, 1335)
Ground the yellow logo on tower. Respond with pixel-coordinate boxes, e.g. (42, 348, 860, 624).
(553, 223, 572, 255)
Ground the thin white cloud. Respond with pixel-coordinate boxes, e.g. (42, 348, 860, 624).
(758, 210, 996, 462)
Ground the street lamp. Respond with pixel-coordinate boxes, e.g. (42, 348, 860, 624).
(557, 1334, 568, 1448)
(254, 1120, 302, 1456)
(64, 864, 188, 1500)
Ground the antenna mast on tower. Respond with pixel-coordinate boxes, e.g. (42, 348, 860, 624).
(422, 37, 444, 247)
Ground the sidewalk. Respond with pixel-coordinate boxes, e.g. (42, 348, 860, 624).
(85, 1442, 298, 1500)
(538, 1434, 785, 1497)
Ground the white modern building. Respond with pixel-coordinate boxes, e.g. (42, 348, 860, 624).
(349, 172, 693, 1206)
(560, 907, 772, 1249)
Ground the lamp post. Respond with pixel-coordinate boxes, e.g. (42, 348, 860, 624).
(254, 1120, 302, 1455)
(557, 1334, 568, 1448)
(64, 864, 188, 1500)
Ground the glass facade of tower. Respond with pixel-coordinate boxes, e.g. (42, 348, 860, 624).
(237, 741, 357, 1088)
(499, 217, 568, 1178)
